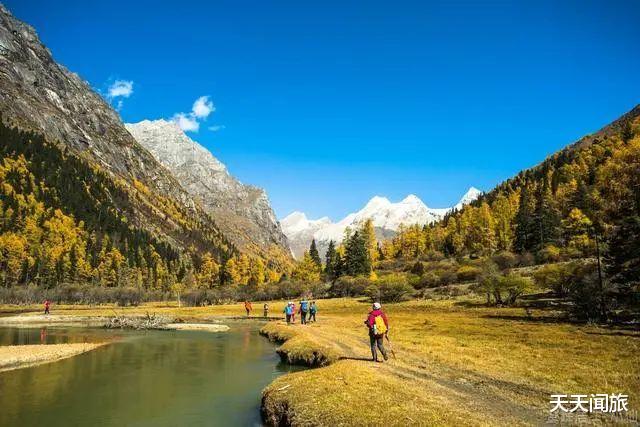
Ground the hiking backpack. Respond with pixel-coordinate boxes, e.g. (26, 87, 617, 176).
(373, 314, 387, 336)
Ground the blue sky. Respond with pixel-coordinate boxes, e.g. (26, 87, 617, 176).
(6, 0, 640, 220)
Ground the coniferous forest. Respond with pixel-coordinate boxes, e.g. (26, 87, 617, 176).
(0, 120, 290, 303)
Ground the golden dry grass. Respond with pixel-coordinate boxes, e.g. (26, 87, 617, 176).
(2, 297, 638, 425)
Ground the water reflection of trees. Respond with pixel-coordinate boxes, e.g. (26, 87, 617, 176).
(0, 326, 282, 426)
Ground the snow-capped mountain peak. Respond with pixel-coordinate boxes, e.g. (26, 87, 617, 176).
(282, 188, 481, 259)
(401, 194, 423, 205)
(280, 211, 331, 235)
(454, 186, 483, 210)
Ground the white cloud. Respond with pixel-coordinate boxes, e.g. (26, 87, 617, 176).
(192, 96, 215, 118)
(172, 113, 200, 132)
(108, 80, 133, 98)
(170, 95, 220, 133)
(208, 125, 225, 132)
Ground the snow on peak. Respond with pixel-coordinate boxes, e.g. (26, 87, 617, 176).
(282, 187, 481, 258)
(454, 187, 482, 210)
(282, 211, 308, 223)
(401, 194, 423, 205)
(363, 196, 391, 210)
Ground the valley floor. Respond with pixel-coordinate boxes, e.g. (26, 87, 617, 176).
(1, 298, 638, 425)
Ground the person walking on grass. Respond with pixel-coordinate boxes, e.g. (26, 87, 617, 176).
(290, 302, 296, 323)
(309, 301, 317, 322)
(284, 302, 293, 324)
(263, 303, 269, 318)
(365, 302, 389, 362)
(299, 299, 309, 324)
(43, 299, 51, 315)
(244, 300, 252, 317)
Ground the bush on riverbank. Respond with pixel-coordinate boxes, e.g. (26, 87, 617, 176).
(0, 284, 167, 306)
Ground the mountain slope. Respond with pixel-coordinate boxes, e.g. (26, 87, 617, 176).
(283, 188, 481, 258)
(384, 103, 640, 263)
(0, 5, 246, 289)
(125, 120, 290, 258)
(0, 6, 189, 203)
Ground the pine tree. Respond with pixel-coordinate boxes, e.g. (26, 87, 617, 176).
(533, 178, 561, 250)
(343, 231, 371, 276)
(309, 239, 322, 267)
(514, 185, 536, 253)
(605, 214, 640, 288)
(324, 240, 339, 279)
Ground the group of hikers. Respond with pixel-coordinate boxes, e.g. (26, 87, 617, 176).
(243, 300, 318, 324)
(283, 300, 318, 324)
(244, 298, 392, 363)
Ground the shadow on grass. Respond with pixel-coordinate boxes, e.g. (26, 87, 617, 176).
(582, 330, 640, 338)
(481, 314, 573, 324)
(339, 356, 373, 362)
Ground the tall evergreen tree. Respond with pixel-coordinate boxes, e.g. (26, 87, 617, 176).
(343, 231, 371, 276)
(532, 178, 562, 250)
(309, 239, 322, 267)
(324, 240, 339, 279)
(605, 214, 640, 288)
(514, 184, 536, 253)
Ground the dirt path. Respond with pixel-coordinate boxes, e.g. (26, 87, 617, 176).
(266, 316, 549, 425)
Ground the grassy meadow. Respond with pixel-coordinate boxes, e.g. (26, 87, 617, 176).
(1, 297, 638, 425)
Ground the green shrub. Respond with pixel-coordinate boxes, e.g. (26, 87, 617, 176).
(365, 273, 414, 302)
(475, 272, 535, 306)
(456, 265, 481, 282)
(415, 271, 439, 289)
(437, 269, 457, 286)
(533, 263, 576, 296)
(411, 261, 425, 276)
(536, 245, 563, 264)
(329, 276, 370, 297)
(492, 251, 517, 270)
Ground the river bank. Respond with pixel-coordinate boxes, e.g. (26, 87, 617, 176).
(0, 342, 106, 372)
(0, 314, 229, 332)
(258, 298, 639, 426)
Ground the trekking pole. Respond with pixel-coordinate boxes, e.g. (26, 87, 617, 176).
(385, 333, 397, 359)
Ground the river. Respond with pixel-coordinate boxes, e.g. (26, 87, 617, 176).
(0, 323, 296, 426)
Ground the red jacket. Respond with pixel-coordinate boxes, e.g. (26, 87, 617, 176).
(366, 309, 389, 329)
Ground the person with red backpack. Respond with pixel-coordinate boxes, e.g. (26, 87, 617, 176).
(43, 299, 51, 315)
(365, 302, 389, 362)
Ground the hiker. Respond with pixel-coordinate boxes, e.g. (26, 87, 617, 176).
(244, 300, 252, 317)
(283, 302, 293, 324)
(43, 299, 51, 315)
(365, 302, 389, 362)
(290, 302, 296, 323)
(299, 299, 309, 324)
(263, 303, 269, 318)
(309, 301, 317, 322)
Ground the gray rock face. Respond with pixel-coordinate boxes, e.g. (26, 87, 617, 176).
(126, 120, 289, 251)
(0, 5, 190, 205)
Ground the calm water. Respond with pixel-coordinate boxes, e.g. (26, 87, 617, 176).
(0, 323, 297, 426)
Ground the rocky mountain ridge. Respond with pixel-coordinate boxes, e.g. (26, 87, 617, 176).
(125, 119, 289, 253)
